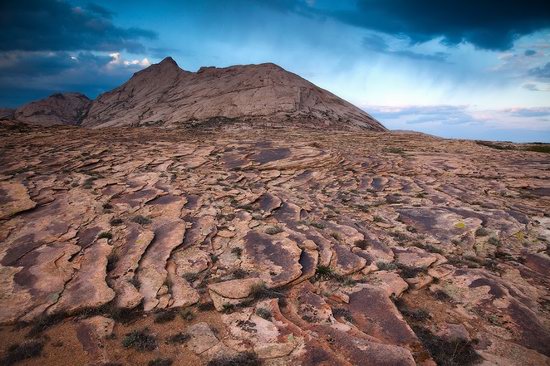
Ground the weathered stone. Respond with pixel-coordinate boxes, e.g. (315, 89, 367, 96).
(0, 181, 36, 219)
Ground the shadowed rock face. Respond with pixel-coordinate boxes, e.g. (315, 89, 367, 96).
(0, 127, 549, 365)
(14, 92, 91, 126)
(80, 57, 385, 131)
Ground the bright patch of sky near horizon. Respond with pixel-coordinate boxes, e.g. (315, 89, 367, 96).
(1, 0, 550, 142)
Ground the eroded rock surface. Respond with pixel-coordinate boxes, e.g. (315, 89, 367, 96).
(0, 127, 548, 365)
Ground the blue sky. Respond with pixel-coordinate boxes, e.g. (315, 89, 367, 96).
(1, 0, 550, 142)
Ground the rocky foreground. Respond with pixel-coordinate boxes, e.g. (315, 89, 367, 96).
(0, 126, 549, 365)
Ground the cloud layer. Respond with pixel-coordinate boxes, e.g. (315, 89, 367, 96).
(281, 0, 550, 51)
(0, 0, 156, 106)
(0, 0, 156, 53)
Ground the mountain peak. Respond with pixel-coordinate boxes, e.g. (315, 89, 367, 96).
(158, 56, 178, 67)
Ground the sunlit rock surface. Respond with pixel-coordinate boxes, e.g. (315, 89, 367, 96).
(0, 126, 548, 365)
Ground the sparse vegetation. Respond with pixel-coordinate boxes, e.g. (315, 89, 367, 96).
(232, 268, 248, 279)
(376, 261, 398, 271)
(1, 340, 44, 365)
(168, 332, 191, 344)
(179, 308, 195, 321)
(231, 247, 243, 258)
(183, 272, 199, 283)
(488, 237, 501, 246)
(315, 265, 334, 280)
(373, 215, 384, 223)
(26, 312, 67, 337)
(148, 358, 173, 366)
(110, 218, 124, 226)
(255, 307, 272, 320)
(132, 215, 152, 225)
(98, 231, 113, 240)
(398, 264, 426, 279)
(354, 239, 369, 250)
(154, 310, 176, 323)
(82, 177, 95, 189)
(383, 147, 405, 154)
(222, 303, 236, 313)
(249, 283, 284, 300)
(122, 328, 157, 351)
(197, 302, 215, 311)
(412, 325, 480, 366)
(207, 352, 261, 366)
(311, 222, 326, 229)
(265, 226, 283, 235)
(475, 227, 489, 237)
(332, 308, 354, 323)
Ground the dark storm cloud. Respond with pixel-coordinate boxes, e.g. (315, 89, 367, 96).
(266, 0, 550, 51)
(0, 52, 112, 78)
(529, 62, 550, 80)
(0, 0, 157, 53)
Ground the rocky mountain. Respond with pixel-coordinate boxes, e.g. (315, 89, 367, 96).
(4, 58, 384, 131)
(80, 57, 385, 130)
(13, 92, 91, 126)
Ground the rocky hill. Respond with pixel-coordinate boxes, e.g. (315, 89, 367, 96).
(13, 93, 91, 126)
(3, 57, 384, 131)
(81, 57, 384, 130)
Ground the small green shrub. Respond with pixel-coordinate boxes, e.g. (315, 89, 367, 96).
(179, 308, 195, 321)
(376, 261, 398, 271)
(154, 310, 176, 323)
(231, 247, 243, 258)
(222, 303, 235, 313)
(122, 329, 157, 351)
(475, 227, 489, 237)
(197, 302, 215, 311)
(412, 325, 480, 366)
(98, 231, 113, 240)
(311, 222, 326, 229)
(315, 265, 334, 280)
(27, 312, 67, 337)
(132, 215, 152, 225)
(168, 332, 190, 344)
(148, 358, 173, 366)
(110, 218, 124, 226)
(232, 268, 248, 279)
(333, 308, 354, 323)
(265, 226, 283, 235)
(249, 283, 284, 300)
(1, 340, 44, 365)
(207, 352, 261, 366)
(255, 308, 272, 320)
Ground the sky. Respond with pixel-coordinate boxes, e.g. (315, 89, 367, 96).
(1, 1, 550, 142)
